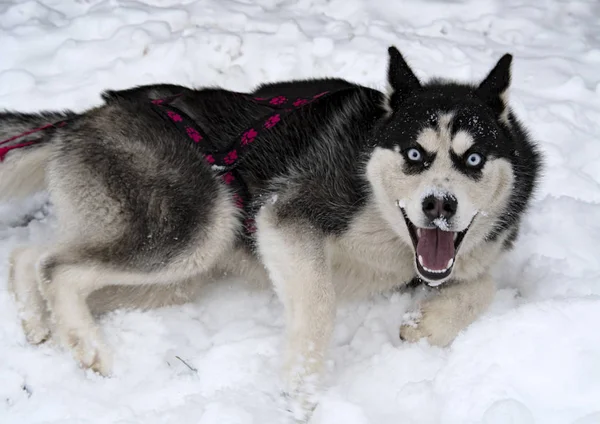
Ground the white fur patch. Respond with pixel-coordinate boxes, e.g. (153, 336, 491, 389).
(499, 89, 511, 125)
(452, 130, 475, 155)
(414, 112, 455, 152)
(415, 127, 440, 152)
(0, 144, 51, 201)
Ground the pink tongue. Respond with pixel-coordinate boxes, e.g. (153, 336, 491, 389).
(416, 228, 455, 270)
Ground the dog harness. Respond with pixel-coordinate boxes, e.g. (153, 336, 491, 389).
(0, 88, 344, 240)
(150, 90, 338, 239)
(0, 121, 68, 162)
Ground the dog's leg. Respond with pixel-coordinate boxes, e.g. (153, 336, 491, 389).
(8, 245, 51, 344)
(86, 276, 208, 317)
(37, 240, 234, 376)
(8, 246, 208, 346)
(400, 274, 495, 347)
(35, 194, 239, 376)
(37, 258, 115, 375)
(256, 207, 335, 421)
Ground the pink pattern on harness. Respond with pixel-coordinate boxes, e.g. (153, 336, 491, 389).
(186, 126, 202, 142)
(0, 142, 36, 162)
(293, 98, 309, 107)
(222, 172, 235, 185)
(167, 111, 182, 122)
(241, 128, 258, 145)
(264, 114, 280, 129)
(269, 96, 287, 105)
(2, 88, 339, 238)
(0, 121, 68, 162)
(313, 91, 329, 99)
(224, 150, 238, 165)
(233, 193, 244, 209)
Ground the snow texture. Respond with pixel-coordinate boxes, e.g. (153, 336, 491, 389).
(1, 0, 600, 423)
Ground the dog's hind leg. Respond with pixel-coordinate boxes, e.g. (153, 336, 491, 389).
(9, 246, 209, 348)
(25, 110, 245, 374)
(256, 206, 335, 421)
(9, 245, 52, 344)
(86, 277, 208, 317)
(37, 232, 238, 374)
(35, 193, 240, 376)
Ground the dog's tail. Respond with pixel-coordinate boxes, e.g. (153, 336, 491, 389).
(0, 110, 74, 201)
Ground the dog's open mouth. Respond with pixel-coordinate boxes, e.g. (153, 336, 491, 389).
(399, 206, 469, 286)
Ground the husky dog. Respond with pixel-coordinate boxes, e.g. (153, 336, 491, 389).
(2, 46, 541, 418)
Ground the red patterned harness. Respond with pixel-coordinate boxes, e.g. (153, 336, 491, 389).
(0, 89, 341, 239)
(0, 121, 68, 162)
(150, 90, 337, 239)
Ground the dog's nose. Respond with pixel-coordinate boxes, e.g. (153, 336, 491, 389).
(421, 195, 457, 221)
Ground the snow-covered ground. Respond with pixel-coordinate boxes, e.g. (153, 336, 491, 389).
(1, 0, 600, 423)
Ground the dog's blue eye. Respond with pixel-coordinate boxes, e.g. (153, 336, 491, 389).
(407, 148, 422, 162)
(466, 153, 483, 167)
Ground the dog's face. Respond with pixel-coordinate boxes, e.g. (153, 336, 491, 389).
(367, 47, 516, 286)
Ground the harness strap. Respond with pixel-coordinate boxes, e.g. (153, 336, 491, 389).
(150, 95, 254, 237)
(151, 90, 336, 170)
(0, 121, 67, 162)
(151, 89, 345, 239)
(1, 87, 351, 241)
(202, 90, 333, 169)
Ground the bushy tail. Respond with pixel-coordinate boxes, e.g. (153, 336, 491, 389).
(0, 110, 74, 201)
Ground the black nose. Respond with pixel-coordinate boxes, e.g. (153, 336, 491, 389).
(421, 195, 457, 221)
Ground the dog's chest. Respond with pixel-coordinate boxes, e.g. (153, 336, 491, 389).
(327, 208, 415, 298)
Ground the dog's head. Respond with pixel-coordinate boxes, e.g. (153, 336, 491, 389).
(367, 46, 525, 286)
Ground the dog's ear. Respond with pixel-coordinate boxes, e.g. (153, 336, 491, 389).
(475, 54, 512, 118)
(386, 46, 421, 111)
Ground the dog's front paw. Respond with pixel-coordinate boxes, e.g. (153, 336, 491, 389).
(58, 327, 113, 376)
(282, 387, 318, 423)
(281, 364, 320, 423)
(399, 300, 460, 347)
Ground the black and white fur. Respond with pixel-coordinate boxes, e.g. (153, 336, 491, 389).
(1, 47, 541, 420)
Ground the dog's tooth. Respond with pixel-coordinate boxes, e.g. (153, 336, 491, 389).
(417, 229, 421, 237)
(421, 262, 453, 274)
(447, 258, 454, 268)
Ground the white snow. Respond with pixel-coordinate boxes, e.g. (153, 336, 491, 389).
(2, 0, 600, 423)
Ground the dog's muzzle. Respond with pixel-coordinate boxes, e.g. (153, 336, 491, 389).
(397, 200, 471, 286)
